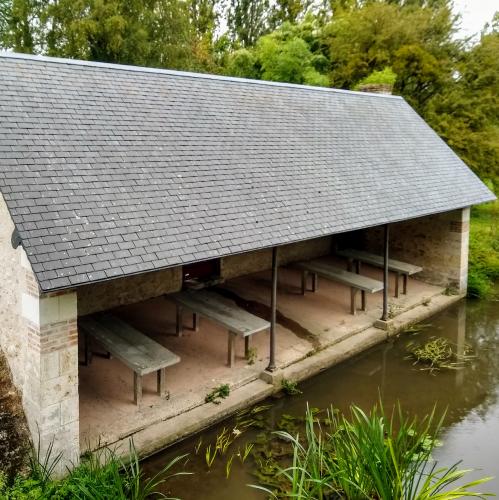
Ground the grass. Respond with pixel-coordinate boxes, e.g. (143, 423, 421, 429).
(250, 403, 493, 499)
(0, 440, 189, 499)
(468, 200, 499, 299)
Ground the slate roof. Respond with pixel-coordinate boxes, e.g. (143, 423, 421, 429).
(0, 52, 495, 292)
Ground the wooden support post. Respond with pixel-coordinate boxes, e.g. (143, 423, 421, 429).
(83, 333, 92, 366)
(301, 270, 307, 295)
(350, 288, 357, 315)
(403, 274, 408, 295)
(266, 247, 278, 372)
(192, 312, 199, 331)
(381, 224, 390, 321)
(157, 368, 167, 397)
(361, 290, 366, 311)
(311, 273, 318, 292)
(245, 336, 250, 358)
(134, 373, 143, 405)
(176, 305, 183, 337)
(227, 331, 236, 367)
(356, 260, 361, 274)
(394, 272, 400, 298)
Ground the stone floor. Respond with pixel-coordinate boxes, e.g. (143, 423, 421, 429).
(78, 257, 444, 451)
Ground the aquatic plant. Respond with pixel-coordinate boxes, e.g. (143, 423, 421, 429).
(401, 323, 432, 336)
(281, 378, 302, 396)
(205, 444, 217, 468)
(225, 454, 235, 478)
(250, 403, 492, 499)
(240, 443, 254, 464)
(406, 337, 474, 373)
(194, 437, 203, 455)
(204, 384, 230, 404)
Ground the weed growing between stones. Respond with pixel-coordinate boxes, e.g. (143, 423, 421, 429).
(281, 379, 302, 396)
(204, 384, 230, 404)
(246, 347, 258, 365)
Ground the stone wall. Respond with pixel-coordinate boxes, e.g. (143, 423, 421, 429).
(0, 194, 80, 474)
(0, 195, 26, 390)
(78, 266, 182, 316)
(361, 208, 470, 292)
(22, 284, 79, 474)
(221, 236, 334, 280)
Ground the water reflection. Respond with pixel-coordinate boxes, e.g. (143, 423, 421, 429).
(145, 297, 499, 498)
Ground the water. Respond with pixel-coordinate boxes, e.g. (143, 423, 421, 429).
(144, 296, 499, 498)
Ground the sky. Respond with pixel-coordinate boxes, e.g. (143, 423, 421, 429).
(453, 0, 498, 39)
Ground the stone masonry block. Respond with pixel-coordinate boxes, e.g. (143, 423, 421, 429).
(60, 396, 79, 426)
(21, 293, 39, 326)
(40, 373, 78, 407)
(40, 402, 62, 433)
(40, 350, 60, 380)
(39, 293, 77, 326)
(59, 345, 78, 376)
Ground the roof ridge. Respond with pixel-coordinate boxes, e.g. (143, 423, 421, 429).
(0, 51, 403, 100)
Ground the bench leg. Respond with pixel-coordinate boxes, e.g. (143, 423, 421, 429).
(192, 312, 199, 332)
(301, 270, 308, 295)
(361, 290, 366, 311)
(311, 273, 318, 292)
(134, 373, 143, 406)
(157, 368, 168, 398)
(394, 273, 400, 298)
(356, 261, 361, 274)
(403, 274, 408, 295)
(227, 331, 236, 367)
(83, 333, 92, 366)
(350, 288, 357, 315)
(176, 305, 183, 337)
(245, 336, 250, 358)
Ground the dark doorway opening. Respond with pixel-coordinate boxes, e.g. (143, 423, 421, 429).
(183, 259, 221, 288)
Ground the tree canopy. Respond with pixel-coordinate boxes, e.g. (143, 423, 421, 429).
(0, 0, 497, 189)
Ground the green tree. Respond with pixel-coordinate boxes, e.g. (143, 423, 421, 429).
(425, 26, 499, 187)
(1, 0, 41, 53)
(0, 0, 10, 46)
(226, 20, 328, 86)
(189, 0, 220, 43)
(322, 0, 460, 91)
(227, 0, 269, 47)
(269, 0, 311, 28)
(1, 0, 196, 69)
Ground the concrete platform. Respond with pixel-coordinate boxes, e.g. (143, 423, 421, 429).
(78, 260, 457, 455)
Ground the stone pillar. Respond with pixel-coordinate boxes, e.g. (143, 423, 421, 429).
(449, 207, 470, 294)
(21, 253, 79, 474)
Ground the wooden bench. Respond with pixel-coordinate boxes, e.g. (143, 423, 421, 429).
(168, 290, 270, 367)
(79, 313, 180, 405)
(295, 260, 384, 315)
(336, 248, 423, 297)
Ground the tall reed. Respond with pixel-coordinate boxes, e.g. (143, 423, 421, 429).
(251, 403, 492, 499)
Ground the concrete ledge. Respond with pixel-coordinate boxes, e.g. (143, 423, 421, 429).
(111, 378, 274, 460)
